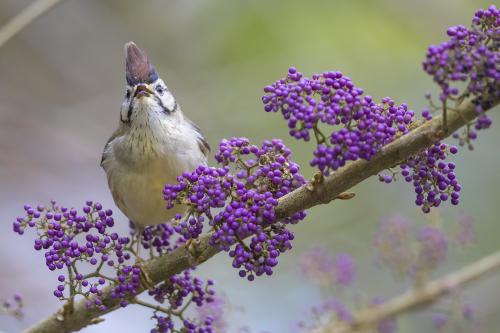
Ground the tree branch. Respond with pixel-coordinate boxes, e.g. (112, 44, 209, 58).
(0, 0, 63, 49)
(24, 98, 498, 333)
(311, 249, 500, 333)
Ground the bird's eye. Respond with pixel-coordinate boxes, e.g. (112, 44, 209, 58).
(125, 90, 131, 99)
(155, 85, 164, 94)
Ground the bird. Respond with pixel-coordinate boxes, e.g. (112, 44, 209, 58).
(101, 42, 210, 257)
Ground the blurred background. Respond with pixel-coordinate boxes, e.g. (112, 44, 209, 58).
(0, 0, 498, 332)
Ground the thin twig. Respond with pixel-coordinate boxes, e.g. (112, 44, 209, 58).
(133, 299, 171, 315)
(172, 295, 193, 316)
(311, 249, 500, 333)
(0, 0, 63, 49)
(442, 99, 448, 132)
(313, 124, 327, 144)
(23, 98, 499, 333)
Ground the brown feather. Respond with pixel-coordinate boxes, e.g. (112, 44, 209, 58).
(125, 41, 158, 85)
(186, 117, 210, 157)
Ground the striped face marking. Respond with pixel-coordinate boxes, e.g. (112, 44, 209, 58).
(120, 79, 177, 124)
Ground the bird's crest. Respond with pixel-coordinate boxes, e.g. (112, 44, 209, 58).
(125, 41, 159, 85)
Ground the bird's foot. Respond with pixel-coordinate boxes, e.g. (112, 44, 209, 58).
(135, 258, 154, 291)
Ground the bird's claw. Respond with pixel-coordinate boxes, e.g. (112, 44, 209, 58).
(135, 259, 154, 291)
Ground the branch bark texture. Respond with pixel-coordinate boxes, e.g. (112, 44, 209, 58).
(0, 0, 63, 48)
(25, 98, 498, 332)
(312, 249, 500, 333)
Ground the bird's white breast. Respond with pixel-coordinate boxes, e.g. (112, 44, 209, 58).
(102, 113, 207, 227)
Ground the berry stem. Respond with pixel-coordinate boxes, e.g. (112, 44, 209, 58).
(442, 99, 448, 132)
(312, 124, 327, 144)
(133, 299, 171, 315)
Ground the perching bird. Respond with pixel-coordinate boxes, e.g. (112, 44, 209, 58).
(101, 42, 210, 247)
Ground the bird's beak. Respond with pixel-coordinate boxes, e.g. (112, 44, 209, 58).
(134, 84, 154, 98)
(125, 41, 158, 86)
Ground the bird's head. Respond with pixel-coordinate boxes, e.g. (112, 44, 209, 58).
(120, 42, 179, 124)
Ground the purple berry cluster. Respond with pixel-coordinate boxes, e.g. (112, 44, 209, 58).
(298, 247, 356, 288)
(451, 108, 492, 150)
(416, 225, 448, 272)
(164, 138, 307, 280)
(151, 314, 217, 333)
(132, 221, 181, 257)
(432, 304, 474, 331)
(454, 214, 475, 247)
(298, 298, 353, 332)
(107, 265, 141, 309)
(13, 201, 220, 332)
(374, 215, 453, 280)
(370, 298, 398, 333)
(423, 6, 499, 105)
(262, 69, 418, 174)
(262, 68, 463, 213)
(149, 270, 216, 333)
(12, 201, 136, 306)
(423, 6, 498, 150)
(262, 68, 365, 142)
(300, 213, 476, 333)
(150, 271, 214, 308)
(373, 215, 414, 276)
(195, 295, 227, 332)
(1, 293, 23, 319)
(399, 143, 461, 213)
(165, 166, 231, 241)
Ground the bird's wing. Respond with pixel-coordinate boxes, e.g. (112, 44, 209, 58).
(186, 117, 211, 157)
(100, 127, 124, 167)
